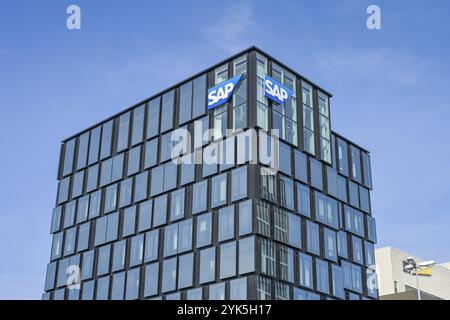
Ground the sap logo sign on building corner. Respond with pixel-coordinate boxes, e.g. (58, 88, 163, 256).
(208, 74, 242, 110)
(264, 75, 293, 105)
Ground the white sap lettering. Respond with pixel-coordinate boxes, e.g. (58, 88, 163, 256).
(266, 78, 288, 102)
(208, 82, 235, 106)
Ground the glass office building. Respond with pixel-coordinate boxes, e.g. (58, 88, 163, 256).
(43, 47, 377, 300)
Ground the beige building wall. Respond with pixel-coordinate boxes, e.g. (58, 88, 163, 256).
(375, 246, 450, 300)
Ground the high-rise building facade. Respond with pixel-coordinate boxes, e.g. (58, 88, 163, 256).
(43, 47, 378, 300)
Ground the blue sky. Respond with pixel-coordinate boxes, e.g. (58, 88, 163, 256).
(0, 0, 449, 299)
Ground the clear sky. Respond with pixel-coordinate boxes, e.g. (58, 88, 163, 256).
(0, 0, 449, 299)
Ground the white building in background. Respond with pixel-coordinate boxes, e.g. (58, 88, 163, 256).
(375, 246, 450, 300)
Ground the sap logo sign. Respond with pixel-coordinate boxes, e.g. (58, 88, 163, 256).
(208, 74, 242, 110)
(264, 75, 294, 105)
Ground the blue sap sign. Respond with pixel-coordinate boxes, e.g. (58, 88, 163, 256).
(208, 74, 242, 110)
(264, 75, 294, 105)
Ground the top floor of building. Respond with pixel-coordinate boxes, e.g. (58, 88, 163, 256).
(56, 46, 373, 191)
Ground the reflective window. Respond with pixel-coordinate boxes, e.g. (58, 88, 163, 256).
(77, 195, 89, 223)
(306, 221, 320, 255)
(238, 200, 252, 236)
(77, 222, 90, 252)
(64, 201, 76, 228)
(112, 240, 126, 272)
(72, 170, 84, 198)
(279, 245, 294, 283)
(81, 250, 94, 280)
(337, 175, 347, 202)
(96, 276, 110, 300)
(144, 229, 159, 262)
(164, 223, 178, 257)
(280, 175, 294, 210)
(324, 228, 337, 262)
(193, 74, 206, 118)
(161, 90, 175, 133)
(127, 145, 141, 176)
(350, 145, 362, 183)
(239, 236, 255, 274)
(170, 188, 185, 221)
(187, 288, 203, 300)
(365, 241, 375, 266)
(88, 126, 101, 165)
(231, 166, 247, 201)
(62, 138, 75, 176)
(260, 238, 275, 277)
(299, 252, 313, 289)
(178, 219, 192, 253)
(199, 247, 215, 284)
(359, 186, 370, 212)
(153, 194, 167, 227)
(111, 272, 125, 300)
(279, 143, 292, 175)
(100, 120, 113, 160)
(310, 158, 323, 191)
(134, 171, 148, 202)
(126, 268, 140, 300)
(144, 138, 158, 169)
(178, 253, 194, 289)
(81, 280, 95, 300)
(209, 282, 225, 300)
(294, 150, 308, 183)
(352, 236, 364, 264)
(349, 181, 360, 209)
(218, 205, 235, 242)
(337, 231, 348, 258)
(196, 212, 212, 248)
(302, 81, 315, 155)
(119, 178, 132, 208)
(104, 184, 118, 213)
(337, 138, 349, 176)
(50, 207, 62, 233)
(97, 245, 111, 276)
(130, 234, 144, 266)
(179, 80, 193, 125)
(296, 183, 310, 217)
(131, 105, 145, 146)
(94, 212, 118, 245)
(192, 180, 208, 214)
(89, 190, 101, 218)
(261, 167, 277, 202)
(327, 167, 338, 198)
(122, 206, 136, 237)
(318, 91, 331, 163)
(162, 258, 177, 292)
(117, 112, 130, 152)
(147, 97, 160, 139)
(230, 278, 247, 300)
(212, 173, 227, 208)
(362, 152, 373, 188)
(220, 241, 236, 279)
(144, 263, 159, 297)
(57, 176, 70, 204)
(316, 258, 329, 294)
(288, 213, 302, 248)
(180, 153, 195, 186)
(332, 264, 345, 299)
(138, 199, 152, 232)
(315, 191, 339, 229)
(367, 216, 377, 243)
(64, 227, 76, 255)
(86, 164, 99, 192)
